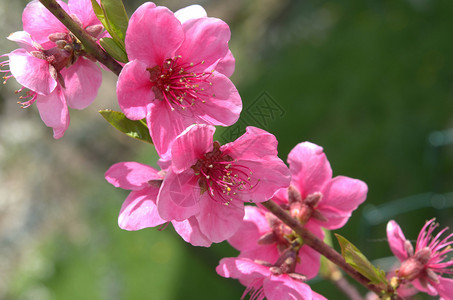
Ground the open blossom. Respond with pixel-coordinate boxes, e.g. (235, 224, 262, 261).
(156, 124, 291, 244)
(228, 205, 324, 280)
(272, 142, 367, 230)
(1, 0, 103, 138)
(217, 257, 326, 300)
(387, 219, 453, 298)
(117, 2, 241, 157)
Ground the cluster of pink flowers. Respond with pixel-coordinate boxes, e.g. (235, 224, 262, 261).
(4, 1, 452, 299)
(1, 0, 103, 138)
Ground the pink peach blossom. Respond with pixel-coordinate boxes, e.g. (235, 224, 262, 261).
(387, 219, 453, 299)
(273, 142, 368, 230)
(156, 124, 291, 244)
(216, 257, 326, 300)
(117, 2, 241, 157)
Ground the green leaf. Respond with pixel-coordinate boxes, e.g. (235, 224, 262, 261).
(100, 37, 128, 63)
(100, 0, 129, 43)
(99, 110, 152, 144)
(335, 234, 388, 286)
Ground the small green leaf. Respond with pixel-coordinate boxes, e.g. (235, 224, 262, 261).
(100, 0, 129, 43)
(100, 37, 128, 63)
(99, 110, 152, 144)
(335, 234, 388, 286)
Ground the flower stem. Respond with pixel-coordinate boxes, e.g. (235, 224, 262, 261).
(38, 0, 123, 76)
(261, 199, 396, 298)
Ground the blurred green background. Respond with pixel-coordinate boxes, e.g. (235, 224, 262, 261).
(1, 0, 452, 299)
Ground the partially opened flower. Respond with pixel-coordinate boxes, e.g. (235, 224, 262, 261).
(1, 30, 101, 138)
(273, 142, 368, 230)
(216, 257, 326, 300)
(387, 219, 453, 298)
(117, 2, 241, 157)
(1, 0, 103, 138)
(228, 205, 324, 280)
(156, 124, 291, 244)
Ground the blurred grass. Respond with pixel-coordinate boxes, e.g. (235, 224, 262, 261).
(2, 0, 453, 299)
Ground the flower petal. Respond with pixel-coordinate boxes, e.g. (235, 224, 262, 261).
(436, 277, 453, 299)
(157, 168, 200, 221)
(172, 217, 212, 247)
(316, 176, 367, 229)
(287, 142, 332, 198)
(196, 198, 244, 243)
(36, 88, 69, 139)
(177, 17, 230, 73)
(174, 4, 207, 24)
(222, 127, 279, 160)
(126, 3, 183, 66)
(117, 59, 154, 120)
(62, 58, 102, 110)
(295, 223, 324, 279)
(118, 187, 166, 230)
(147, 101, 195, 158)
(228, 206, 270, 251)
(22, 0, 68, 45)
(105, 162, 162, 191)
(191, 71, 241, 126)
(8, 49, 56, 95)
(216, 49, 235, 77)
(7, 31, 37, 52)
(386, 220, 409, 261)
(231, 159, 291, 203)
(171, 124, 216, 173)
(216, 257, 270, 285)
(264, 275, 313, 300)
(68, 0, 100, 27)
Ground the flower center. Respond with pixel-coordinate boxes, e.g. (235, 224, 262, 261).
(191, 141, 256, 204)
(148, 56, 212, 111)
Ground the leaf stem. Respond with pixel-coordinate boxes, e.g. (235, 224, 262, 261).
(38, 0, 123, 76)
(261, 200, 397, 298)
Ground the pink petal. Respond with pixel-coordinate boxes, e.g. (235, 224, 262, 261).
(147, 101, 195, 158)
(174, 4, 207, 24)
(437, 277, 453, 299)
(171, 124, 216, 173)
(222, 127, 279, 160)
(117, 59, 154, 120)
(62, 58, 102, 110)
(22, 0, 68, 45)
(412, 279, 438, 296)
(105, 162, 162, 191)
(35, 88, 69, 139)
(7, 31, 37, 52)
(316, 176, 367, 229)
(8, 49, 56, 95)
(172, 217, 212, 247)
(216, 49, 236, 77)
(176, 17, 230, 73)
(68, 0, 100, 27)
(239, 246, 280, 268)
(196, 198, 244, 243)
(287, 142, 332, 198)
(191, 71, 241, 126)
(312, 292, 328, 300)
(231, 159, 290, 203)
(228, 206, 270, 251)
(118, 187, 166, 230)
(216, 257, 270, 285)
(264, 275, 313, 300)
(157, 168, 200, 221)
(126, 3, 183, 66)
(271, 188, 289, 205)
(386, 220, 409, 261)
(310, 205, 351, 230)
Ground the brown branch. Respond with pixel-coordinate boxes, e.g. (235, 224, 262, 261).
(261, 200, 391, 298)
(39, 0, 123, 76)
